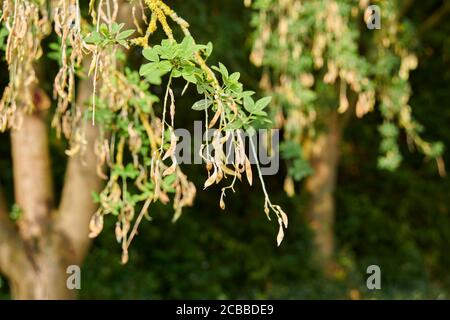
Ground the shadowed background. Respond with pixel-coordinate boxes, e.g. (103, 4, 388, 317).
(0, 0, 449, 299)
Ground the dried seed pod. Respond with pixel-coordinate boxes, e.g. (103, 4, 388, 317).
(204, 166, 218, 189)
(276, 218, 285, 246)
(115, 222, 123, 243)
(219, 194, 226, 210)
(162, 129, 177, 161)
(89, 212, 104, 238)
(245, 156, 253, 186)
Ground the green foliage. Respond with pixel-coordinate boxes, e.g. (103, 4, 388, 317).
(140, 36, 207, 84)
(85, 22, 134, 48)
(280, 141, 313, 181)
(377, 122, 402, 171)
(138, 35, 272, 131)
(250, 0, 444, 179)
(9, 204, 22, 221)
(0, 0, 449, 300)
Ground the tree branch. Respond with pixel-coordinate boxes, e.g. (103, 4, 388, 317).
(10, 87, 54, 242)
(57, 74, 103, 263)
(0, 190, 33, 284)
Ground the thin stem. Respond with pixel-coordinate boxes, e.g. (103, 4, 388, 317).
(249, 136, 277, 219)
(126, 198, 152, 249)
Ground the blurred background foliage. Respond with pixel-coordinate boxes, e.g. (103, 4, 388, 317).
(0, 0, 449, 299)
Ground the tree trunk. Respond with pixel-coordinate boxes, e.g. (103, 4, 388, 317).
(6, 106, 79, 299)
(0, 1, 136, 299)
(8, 234, 76, 300)
(305, 111, 342, 275)
(2, 76, 101, 299)
(2, 88, 99, 299)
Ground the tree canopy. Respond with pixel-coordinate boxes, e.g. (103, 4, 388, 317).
(0, 0, 449, 299)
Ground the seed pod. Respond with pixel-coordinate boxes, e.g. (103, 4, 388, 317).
(208, 104, 222, 128)
(204, 168, 218, 189)
(121, 252, 129, 265)
(206, 161, 213, 172)
(162, 129, 177, 161)
(88, 212, 104, 238)
(115, 222, 123, 243)
(276, 218, 285, 246)
(264, 205, 270, 219)
(219, 194, 226, 210)
(216, 169, 223, 183)
(245, 156, 253, 186)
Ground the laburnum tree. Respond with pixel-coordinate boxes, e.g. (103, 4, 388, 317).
(0, 0, 286, 299)
(248, 0, 446, 273)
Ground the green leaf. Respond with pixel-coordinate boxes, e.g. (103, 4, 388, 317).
(158, 60, 173, 74)
(180, 64, 197, 82)
(142, 48, 160, 62)
(171, 69, 183, 78)
(243, 96, 255, 113)
(219, 63, 229, 78)
(183, 73, 197, 84)
(224, 119, 244, 130)
(84, 31, 102, 45)
(229, 72, 240, 82)
(254, 96, 272, 111)
(117, 40, 127, 47)
(246, 126, 256, 137)
(110, 22, 120, 34)
(253, 110, 268, 116)
(146, 74, 162, 85)
(180, 36, 196, 59)
(212, 63, 229, 79)
(205, 42, 213, 57)
(99, 23, 109, 35)
(117, 29, 135, 40)
(139, 63, 157, 76)
(192, 99, 212, 111)
(116, 163, 140, 179)
(239, 90, 255, 101)
(140, 61, 172, 78)
(48, 51, 60, 62)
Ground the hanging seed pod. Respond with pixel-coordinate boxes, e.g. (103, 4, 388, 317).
(203, 167, 218, 189)
(276, 218, 285, 246)
(89, 212, 104, 238)
(219, 194, 226, 210)
(115, 222, 123, 243)
(245, 156, 253, 186)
